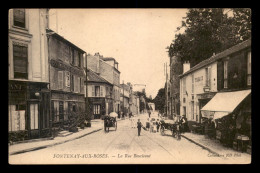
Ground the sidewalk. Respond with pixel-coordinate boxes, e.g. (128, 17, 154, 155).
(181, 132, 251, 161)
(9, 120, 105, 155)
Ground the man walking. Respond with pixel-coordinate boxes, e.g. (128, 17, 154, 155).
(137, 119, 143, 136)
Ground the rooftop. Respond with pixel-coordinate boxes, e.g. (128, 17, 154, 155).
(179, 38, 251, 78)
(87, 68, 112, 85)
(46, 28, 86, 53)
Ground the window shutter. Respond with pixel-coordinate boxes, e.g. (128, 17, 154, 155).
(78, 77, 81, 93)
(58, 71, 63, 89)
(101, 86, 103, 97)
(65, 71, 70, 87)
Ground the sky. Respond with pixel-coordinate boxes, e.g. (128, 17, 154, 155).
(49, 9, 188, 99)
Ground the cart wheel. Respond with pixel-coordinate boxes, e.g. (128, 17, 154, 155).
(160, 127, 165, 136)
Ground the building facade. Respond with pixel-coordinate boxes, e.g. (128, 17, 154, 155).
(120, 83, 130, 116)
(180, 60, 218, 128)
(86, 69, 113, 119)
(8, 9, 51, 142)
(179, 39, 251, 148)
(47, 29, 86, 131)
(87, 53, 121, 114)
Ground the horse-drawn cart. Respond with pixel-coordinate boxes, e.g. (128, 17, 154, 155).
(160, 119, 181, 140)
(104, 112, 117, 132)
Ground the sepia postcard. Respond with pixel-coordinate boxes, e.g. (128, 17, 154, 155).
(8, 8, 251, 164)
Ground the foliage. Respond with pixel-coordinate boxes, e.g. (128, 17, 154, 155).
(152, 88, 165, 113)
(167, 8, 251, 67)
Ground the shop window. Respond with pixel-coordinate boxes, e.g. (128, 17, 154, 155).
(30, 103, 39, 130)
(13, 43, 28, 79)
(52, 101, 59, 122)
(8, 104, 26, 132)
(247, 51, 251, 86)
(93, 105, 101, 115)
(13, 9, 25, 28)
(64, 102, 68, 121)
(224, 60, 228, 88)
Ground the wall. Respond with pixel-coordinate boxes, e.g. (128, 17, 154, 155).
(180, 62, 217, 122)
(87, 54, 100, 74)
(9, 9, 49, 83)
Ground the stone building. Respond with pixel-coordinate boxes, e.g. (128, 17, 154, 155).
(8, 9, 51, 141)
(120, 83, 130, 116)
(46, 28, 86, 131)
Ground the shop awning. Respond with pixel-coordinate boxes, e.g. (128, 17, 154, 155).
(201, 90, 251, 119)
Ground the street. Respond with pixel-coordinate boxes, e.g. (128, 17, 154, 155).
(9, 113, 249, 164)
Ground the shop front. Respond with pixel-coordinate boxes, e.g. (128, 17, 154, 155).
(8, 81, 51, 142)
(51, 91, 85, 130)
(201, 89, 251, 153)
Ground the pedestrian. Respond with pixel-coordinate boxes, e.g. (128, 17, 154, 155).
(156, 119, 160, 132)
(146, 118, 150, 131)
(137, 119, 143, 136)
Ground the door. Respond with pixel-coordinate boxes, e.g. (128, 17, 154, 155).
(28, 102, 39, 139)
(59, 101, 64, 124)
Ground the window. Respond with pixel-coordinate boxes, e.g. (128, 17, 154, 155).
(205, 67, 211, 87)
(65, 71, 70, 87)
(247, 52, 251, 86)
(224, 60, 228, 88)
(95, 86, 100, 97)
(78, 52, 81, 67)
(13, 9, 25, 28)
(92, 86, 95, 97)
(191, 101, 194, 120)
(71, 75, 74, 92)
(58, 71, 63, 89)
(13, 43, 28, 79)
(71, 49, 75, 65)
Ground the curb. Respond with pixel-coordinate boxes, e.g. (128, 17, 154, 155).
(9, 128, 102, 156)
(181, 134, 221, 156)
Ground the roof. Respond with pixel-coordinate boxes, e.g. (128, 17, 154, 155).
(46, 28, 86, 53)
(179, 38, 251, 78)
(101, 57, 118, 64)
(87, 69, 112, 85)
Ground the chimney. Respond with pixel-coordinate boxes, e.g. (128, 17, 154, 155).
(183, 61, 190, 74)
(94, 52, 100, 56)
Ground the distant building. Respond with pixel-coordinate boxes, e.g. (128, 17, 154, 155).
(120, 83, 130, 116)
(87, 53, 121, 114)
(86, 68, 113, 119)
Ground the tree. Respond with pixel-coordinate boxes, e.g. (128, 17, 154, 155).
(167, 8, 251, 67)
(152, 88, 165, 114)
